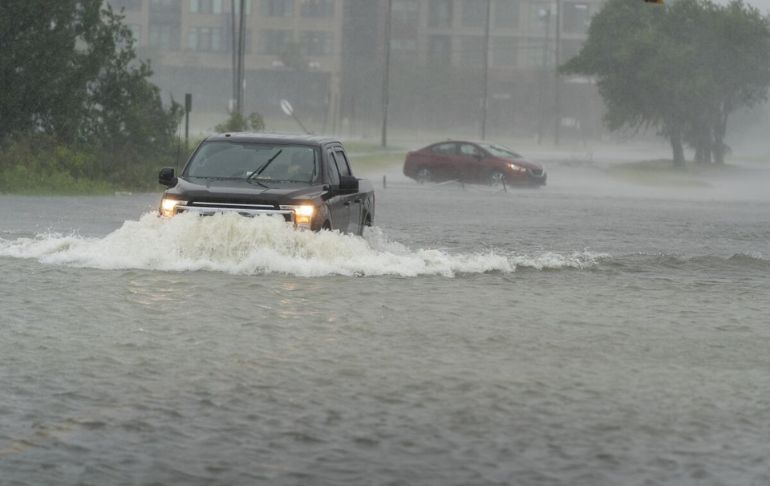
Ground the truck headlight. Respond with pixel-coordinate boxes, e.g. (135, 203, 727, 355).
(281, 204, 315, 228)
(160, 198, 185, 217)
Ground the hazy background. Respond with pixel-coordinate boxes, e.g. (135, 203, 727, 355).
(105, 0, 770, 161)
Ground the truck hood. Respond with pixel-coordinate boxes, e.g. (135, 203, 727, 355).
(164, 177, 327, 205)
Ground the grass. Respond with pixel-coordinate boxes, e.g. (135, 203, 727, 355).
(731, 154, 770, 163)
(343, 141, 407, 173)
(0, 166, 117, 195)
(603, 159, 744, 187)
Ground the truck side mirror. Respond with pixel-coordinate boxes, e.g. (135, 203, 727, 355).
(338, 175, 359, 194)
(159, 167, 176, 186)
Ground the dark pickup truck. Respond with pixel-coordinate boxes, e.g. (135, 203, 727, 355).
(158, 133, 375, 234)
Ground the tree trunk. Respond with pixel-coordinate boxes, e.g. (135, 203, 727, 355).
(670, 127, 685, 168)
(692, 119, 713, 164)
(712, 104, 729, 165)
(712, 119, 727, 165)
(694, 144, 703, 164)
(694, 138, 711, 164)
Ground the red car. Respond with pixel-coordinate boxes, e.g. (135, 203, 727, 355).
(403, 140, 547, 187)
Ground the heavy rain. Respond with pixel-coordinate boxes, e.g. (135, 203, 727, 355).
(2, 1, 770, 485)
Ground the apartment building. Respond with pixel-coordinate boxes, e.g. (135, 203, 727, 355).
(108, 0, 344, 131)
(107, 0, 602, 138)
(340, 0, 604, 139)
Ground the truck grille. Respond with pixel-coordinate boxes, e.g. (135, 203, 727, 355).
(177, 202, 293, 222)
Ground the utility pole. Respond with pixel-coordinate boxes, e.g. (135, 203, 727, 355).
(481, 0, 492, 140)
(236, 0, 246, 116)
(231, 0, 237, 112)
(537, 8, 551, 144)
(553, 0, 562, 145)
(380, 0, 393, 148)
(184, 93, 192, 153)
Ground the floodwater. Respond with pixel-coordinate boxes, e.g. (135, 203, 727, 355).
(1, 160, 769, 485)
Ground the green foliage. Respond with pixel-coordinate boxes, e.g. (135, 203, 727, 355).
(214, 112, 266, 133)
(0, 134, 177, 194)
(0, 0, 181, 192)
(562, 0, 770, 166)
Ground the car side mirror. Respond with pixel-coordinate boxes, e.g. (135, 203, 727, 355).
(338, 175, 359, 194)
(159, 167, 177, 187)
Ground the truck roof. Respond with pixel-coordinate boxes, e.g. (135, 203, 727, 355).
(206, 132, 342, 147)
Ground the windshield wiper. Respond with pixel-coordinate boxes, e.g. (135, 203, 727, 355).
(246, 178, 269, 188)
(247, 149, 282, 181)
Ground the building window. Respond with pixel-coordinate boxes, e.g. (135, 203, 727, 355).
(242, 29, 253, 52)
(428, 35, 451, 66)
(262, 0, 293, 16)
(301, 31, 333, 56)
(492, 36, 516, 66)
(190, 0, 224, 14)
(300, 0, 333, 18)
(188, 27, 224, 51)
(527, 2, 544, 25)
(563, 2, 590, 34)
(109, 0, 142, 11)
(494, 0, 519, 29)
(229, 0, 252, 14)
(391, 0, 418, 24)
(461, 0, 486, 28)
(150, 0, 180, 13)
(522, 37, 549, 67)
(148, 24, 180, 49)
(459, 35, 483, 67)
(560, 39, 583, 62)
(428, 0, 452, 28)
(390, 37, 417, 52)
(127, 23, 142, 46)
(260, 29, 291, 55)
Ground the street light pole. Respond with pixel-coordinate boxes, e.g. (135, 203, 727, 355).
(553, 0, 562, 145)
(236, 0, 246, 116)
(537, 7, 551, 144)
(381, 0, 393, 148)
(231, 0, 237, 112)
(481, 0, 492, 140)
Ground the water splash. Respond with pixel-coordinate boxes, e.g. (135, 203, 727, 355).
(0, 213, 604, 277)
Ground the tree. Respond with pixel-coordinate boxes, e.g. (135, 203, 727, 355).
(0, 0, 180, 162)
(214, 112, 266, 133)
(561, 0, 770, 166)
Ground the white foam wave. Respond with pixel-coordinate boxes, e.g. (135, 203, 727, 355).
(0, 213, 604, 277)
(510, 251, 609, 270)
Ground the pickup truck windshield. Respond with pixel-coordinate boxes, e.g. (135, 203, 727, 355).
(185, 141, 319, 184)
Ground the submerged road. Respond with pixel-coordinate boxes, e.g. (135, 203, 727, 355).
(2, 161, 770, 485)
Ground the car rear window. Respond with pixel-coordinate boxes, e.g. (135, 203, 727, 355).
(431, 143, 456, 155)
(478, 143, 522, 159)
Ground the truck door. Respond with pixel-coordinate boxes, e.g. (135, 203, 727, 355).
(333, 149, 362, 234)
(325, 149, 350, 231)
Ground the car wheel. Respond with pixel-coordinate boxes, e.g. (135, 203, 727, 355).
(416, 167, 432, 184)
(488, 170, 506, 188)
